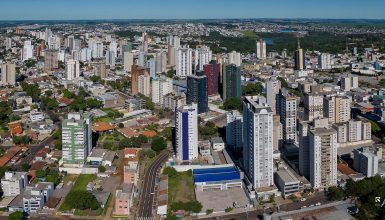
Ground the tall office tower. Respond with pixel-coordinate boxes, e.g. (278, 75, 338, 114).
(142, 32, 148, 53)
(175, 46, 193, 77)
(226, 110, 243, 151)
(79, 48, 92, 62)
(138, 51, 147, 67)
(147, 59, 156, 78)
(228, 51, 241, 67)
(109, 41, 118, 58)
(294, 40, 305, 70)
(138, 74, 151, 97)
(5, 38, 12, 50)
(278, 89, 298, 144)
(167, 45, 176, 66)
(152, 77, 173, 104)
(44, 50, 58, 73)
(203, 60, 220, 96)
(105, 50, 116, 69)
(323, 96, 351, 124)
(156, 52, 167, 74)
(353, 148, 378, 177)
(341, 75, 359, 92)
(187, 74, 208, 114)
(131, 65, 150, 96)
(243, 96, 274, 189)
(309, 127, 338, 189)
(304, 93, 324, 121)
(195, 45, 212, 71)
(222, 64, 241, 101)
(45, 28, 52, 42)
(175, 104, 198, 162)
(90, 41, 104, 58)
(66, 59, 80, 80)
(22, 40, 34, 61)
(265, 77, 281, 114)
(123, 52, 134, 72)
(318, 53, 331, 70)
(95, 61, 107, 79)
(167, 35, 181, 48)
(0, 62, 16, 85)
(62, 112, 93, 167)
(255, 39, 267, 59)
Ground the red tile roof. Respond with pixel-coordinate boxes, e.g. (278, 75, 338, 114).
(92, 122, 117, 132)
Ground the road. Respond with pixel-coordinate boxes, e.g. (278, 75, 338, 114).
(136, 150, 170, 219)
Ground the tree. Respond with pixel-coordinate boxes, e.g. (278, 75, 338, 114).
(65, 190, 100, 210)
(225, 207, 233, 213)
(161, 127, 173, 141)
(63, 89, 75, 99)
(21, 163, 30, 172)
(370, 121, 381, 135)
(118, 123, 124, 128)
(8, 211, 24, 220)
(328, 186, 344, 201)
(13, 135, 30, 145)
(98, 165, 106, 173)
(223, 97, 243, 112)
(242, 82, 263, 96)
(151, 136, 167, 152)
(187, 200, 203, 213)
(206, 209, 214, 215)
(163, 167, 177, 177)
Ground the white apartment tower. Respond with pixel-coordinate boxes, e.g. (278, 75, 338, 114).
(22, 40, 34, 61)
(309, 127, 338, 189)
(175, 104, 199, 162)
(138, 74, 151, 97)
(265, 77, 281, 114)
(175, 46, 193, 77)
(1, 62, 16, 85)
(195, 45, 212, 71)
(278, 89, 298, 144)
(318, 53, 332, 70)
(66, 59, 80, 80)
(256, 39, 267, 59)
(151, 77, 173, 104)
(243, 96, 274, 189)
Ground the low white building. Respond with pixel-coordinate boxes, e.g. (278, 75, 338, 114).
(211, 137, 225, 151)
(23, 182, 54, 213)
(1, 172, 28, 197)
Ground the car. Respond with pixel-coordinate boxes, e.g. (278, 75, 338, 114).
(300, 198, 306, 201)
(316, 202, 321, 206)
(347, 206, 359, 214)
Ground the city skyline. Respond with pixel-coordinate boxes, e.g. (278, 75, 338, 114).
(2, 0, 385, 20)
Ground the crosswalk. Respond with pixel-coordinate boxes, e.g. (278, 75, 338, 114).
(136, 217, 154, 220)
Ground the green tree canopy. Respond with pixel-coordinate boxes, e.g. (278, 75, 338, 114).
(65, 190, 100, 210)
(151, 136, 167, 152)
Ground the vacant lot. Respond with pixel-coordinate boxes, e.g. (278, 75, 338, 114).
(168, 170, 195, 203)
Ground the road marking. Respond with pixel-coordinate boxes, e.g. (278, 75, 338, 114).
(136, 217, 154, 220)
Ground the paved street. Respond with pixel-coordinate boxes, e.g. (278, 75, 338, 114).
(136, 150, 170, 219)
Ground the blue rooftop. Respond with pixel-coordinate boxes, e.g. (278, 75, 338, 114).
(193, 166, 241, 183)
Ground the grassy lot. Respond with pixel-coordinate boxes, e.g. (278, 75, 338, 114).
(241, 30, 257, 38)
(99, 131, 125, 144)
(94, 116, 113, 123)
(168, 170, 195, 204)
(59, 174, 97, 211)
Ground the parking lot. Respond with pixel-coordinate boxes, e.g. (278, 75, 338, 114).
(196, 187, 250, 211)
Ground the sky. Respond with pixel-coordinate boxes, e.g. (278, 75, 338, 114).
(1, 0, 385, 20)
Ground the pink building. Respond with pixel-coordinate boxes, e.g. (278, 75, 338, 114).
(124, 161, 138, 186)
(114, 184, 135, 217)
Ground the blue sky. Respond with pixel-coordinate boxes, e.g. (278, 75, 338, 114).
(1, 0, 385, 20)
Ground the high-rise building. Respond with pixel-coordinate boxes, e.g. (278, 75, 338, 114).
(187, 74, 208, 114)
(340, 75, 359, 92)
(62, 112, 93, 166)
(222, 64, 241, 101)
(309, 127, 338, 189)
(353, 148, 378, 177)
(226, 110, 243, 151)
(44, 50, 59, 73)
(5, 38, 12, 50)
(167, 35, 180, 48)
(304, 93, 324, 121)
(151, 77, 173, 104)
(228, 51, 241, 67)
(66, 59, 80, 80)
(243, 96, 274, 189)
(142, 32, 148, 53)
(155, 52, 167, 74)
(163, 92, 186, 111)
(203, 60, 220, 96)
(131, 65, 150, 96)
(294, 40, 305, 70)
(318, 53, 331, 70)
(278, 89, 297, 144)
(195, 45, 212, 71)
(175, 104, 199, 162)
(167, 45, 176, 66)
(256, 39, 266, 59)
(90, 40, 103, 58)
(105, 50, 116, 69)
(138, 51, 147, 67)
(79, 48, 92, 62)
(109, 41, 118, 58)
(138, 74, 151, 97)
(22, 40, 34, 61)
(265, 77, 281, 114)
(95, 61, 107, 79)
(123, 52, 134, 72)
(175, 46, 193, 77)
(323, 96, 351, 124)
(1, 62, 16, 85)
(147, 59, 156, 78)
